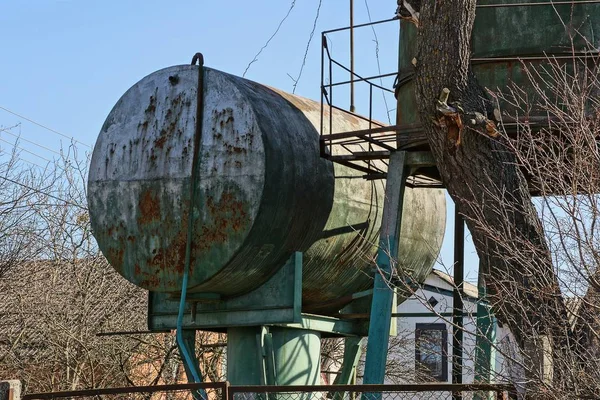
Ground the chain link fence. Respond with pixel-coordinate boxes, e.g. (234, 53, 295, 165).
(229, 385, 510, 400)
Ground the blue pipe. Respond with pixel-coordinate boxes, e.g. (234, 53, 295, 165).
(176, 273, 201, 382)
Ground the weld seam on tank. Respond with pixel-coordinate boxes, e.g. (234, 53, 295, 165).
(176, 54, 205, 387)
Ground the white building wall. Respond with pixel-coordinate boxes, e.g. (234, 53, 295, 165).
(383, 270, 519, 386)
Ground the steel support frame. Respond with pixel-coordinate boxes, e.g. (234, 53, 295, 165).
(334, 337, 364, 388)
(363, 151, 408, 387)
(452, 211, 465, 400)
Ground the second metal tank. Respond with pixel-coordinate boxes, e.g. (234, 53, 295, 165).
(396, 0, 600, 128)
(88, 65, 446, 308)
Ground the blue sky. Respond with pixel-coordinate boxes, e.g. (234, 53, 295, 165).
(0, 0, 479, 282)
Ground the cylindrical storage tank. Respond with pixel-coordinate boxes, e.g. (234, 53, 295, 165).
(88, 65, 445, 307)
(396, 0, 600, 130)
(227, 327, 321, 386)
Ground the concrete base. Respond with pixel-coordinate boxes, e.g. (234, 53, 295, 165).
(227, 326, 321, 385)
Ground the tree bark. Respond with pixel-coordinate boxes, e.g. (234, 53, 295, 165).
(412, 0, 570, 378)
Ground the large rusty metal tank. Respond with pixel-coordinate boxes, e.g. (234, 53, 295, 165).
(88, 65, 446, 307)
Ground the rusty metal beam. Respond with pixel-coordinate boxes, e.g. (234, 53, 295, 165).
(328, 150, 435, 165)
(321, 125, 402, 141)
(326, 71, 398, 89)
(329, 151, 390, 162)
(23, 382, 229, 400)
(322, 17, 398, 35)
(331, 159, 383, 175)
(96, 329, 169, 336)
(328, 104, 386, 127)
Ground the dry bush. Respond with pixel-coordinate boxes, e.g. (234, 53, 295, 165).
(0, 148, 225, 392)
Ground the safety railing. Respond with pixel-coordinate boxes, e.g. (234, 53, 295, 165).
(319, 17, 405, 179)
(318, 17, 441, 189)
(22, 382, 513, 400)
(22, 381, 228, 400)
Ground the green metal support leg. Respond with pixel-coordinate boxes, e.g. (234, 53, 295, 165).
(334, 337, 364, 385)
(363, 151, 407, 387)
(333, 337, 364, 400)
(257, 326, 277, 386)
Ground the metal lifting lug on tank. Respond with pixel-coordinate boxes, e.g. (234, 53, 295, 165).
(88, 56, 446, 386)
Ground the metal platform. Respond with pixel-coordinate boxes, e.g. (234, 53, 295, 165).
(318, 17, 442, 188)
(318, 14, 599, 196)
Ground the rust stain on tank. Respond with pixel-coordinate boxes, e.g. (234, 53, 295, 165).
(197, 192, 249, 250)
(145, 93, 157, 115)
(107, 247, 124, 266)
(154, 134, 168, 149)
(224, 144, 247, 154)
(138, 190, 161, 225)
(152, 93, 188, 150)
(147, 207, 192, 276)
(153, 232, 188, 274)
(139, 273, 161, 289)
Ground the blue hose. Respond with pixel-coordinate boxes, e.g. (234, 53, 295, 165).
(176, 271, 201, 382)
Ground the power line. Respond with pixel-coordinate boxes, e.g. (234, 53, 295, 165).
(0, 105, 92, 148)
(0, 147, 46, 170)
(289, 0, 323, 94)
(0, 175, 87, 210)
(0, 137, 52, 163)
(1, 125, 85, 177)
(243, 0, 297, 77)
(0, 123, 63, 156)
(16, 158, 47, 170)
(0, 139, 78, 178)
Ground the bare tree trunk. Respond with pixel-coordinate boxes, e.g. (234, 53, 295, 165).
(412, 0, 571, 383)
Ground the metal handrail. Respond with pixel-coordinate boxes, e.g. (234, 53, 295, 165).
(23, 381, 514, 399)
(22, 381, 229, 400)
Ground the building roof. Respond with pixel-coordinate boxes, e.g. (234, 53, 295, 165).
(430, 269, 479, 299)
